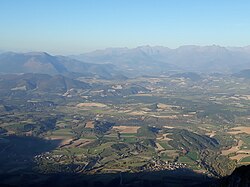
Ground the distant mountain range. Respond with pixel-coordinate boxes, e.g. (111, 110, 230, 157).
(1, 45, 250, 77)
(71, 45, 250, 75)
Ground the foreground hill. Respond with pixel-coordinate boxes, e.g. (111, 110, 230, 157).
(218, 165, 250, 187)
(0, 73, 90, 93)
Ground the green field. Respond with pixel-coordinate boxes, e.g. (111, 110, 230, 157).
(51, 128, 74, 137)
(240, 156, 250, 162)
(160, 153, 173, 161)
(120, 133, 137, 137)
(178, 156, 194, 163)
(158, 141, 173, 150)
(122, 137, 137, 143)
(241, 136, 250, 149)
(187, 151, 199, 161)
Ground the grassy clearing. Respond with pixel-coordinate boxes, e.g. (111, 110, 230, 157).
(178, 156, 194, 163)
(64, 147, 88, 155)
(88, 142, 114, 154)
(102, 136, 118, 141)
(158, 141, 173, 150)
(241, 136, 250, 149)
(52, 128, 73, 137)
(242, 136, 250, 144)
(160, 153, 173, 161)
(189, 165, 202, 170)
(118, 156, 147, 167)
(187, 151, 199, 161)
(120, 133, 137, 137)
(122, 137, 137, 143)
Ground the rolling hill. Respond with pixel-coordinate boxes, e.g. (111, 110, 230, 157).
(0, 73, 90, 93)
(0, 52, 121, 79)
(233, 69, 250, 79)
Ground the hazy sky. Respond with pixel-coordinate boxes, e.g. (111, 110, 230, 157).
(1, 0, 250, 54)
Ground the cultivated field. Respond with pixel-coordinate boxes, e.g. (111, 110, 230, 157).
(230, 154, 250, 161)
(112, 126, 140, 133)
(221, 140, 243, 155)
(85, 121, 95, 128)
(228, 126, 250, 135)
(77, 102, 107, 108)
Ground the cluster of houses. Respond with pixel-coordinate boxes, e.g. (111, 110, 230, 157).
(34, 152, 65, 162)
(141, 160, 187, 172)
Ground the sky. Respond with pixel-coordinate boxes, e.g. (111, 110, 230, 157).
(1, 0, 250, 55)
